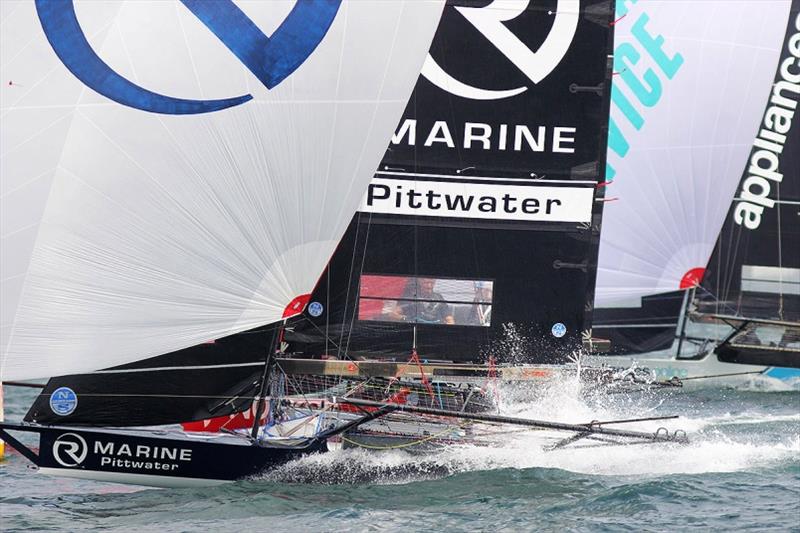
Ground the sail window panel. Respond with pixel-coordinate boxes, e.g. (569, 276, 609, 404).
(741, 266, 800, 296)
(357, 274, 493, 327)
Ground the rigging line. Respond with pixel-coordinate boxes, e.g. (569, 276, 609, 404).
(724, 224, 744, 310)
(283, 376, 463, 401)
(716, 216, 742, 314)
(0, 11, 116, 123)
(776, 181, 784, 319)
(273, 363, 318, 409)
(696, 249, 739, 317)
(274, 364, 366, 418)
(340, 377, 373, 400)
(680, 371, 763, 381)
(90, 362, 263, 374)
(326, 263, 331, 357)
(343, 212, 374, 359)
(336, 213, 363, 358)
(35, 392, 278, 400)
(360, 295, 492, 306)
(296, 315, 343, 352)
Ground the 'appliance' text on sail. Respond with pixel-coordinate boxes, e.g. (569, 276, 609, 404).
(734, 13, 800, 230)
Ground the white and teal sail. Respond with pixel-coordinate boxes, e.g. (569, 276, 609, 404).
(596, 0, 794, 308)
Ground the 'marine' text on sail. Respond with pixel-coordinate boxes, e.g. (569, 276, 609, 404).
(391, 120, 577, 153)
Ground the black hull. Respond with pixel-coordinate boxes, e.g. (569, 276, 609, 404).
(716, 345, 800, 369)
(593, 290, 685, 355)
(0, 422, 327, 487)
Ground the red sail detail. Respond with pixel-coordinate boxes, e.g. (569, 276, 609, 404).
(680, 267, 705, 289)
(282, 294, 311, 318)
(181, 404, 263, 433)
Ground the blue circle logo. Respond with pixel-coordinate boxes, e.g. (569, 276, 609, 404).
(50, 387, 78, 416)
(551, 322, 567, 338)
(308, 301, 324, 317)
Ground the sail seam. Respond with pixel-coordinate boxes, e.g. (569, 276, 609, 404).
(91, 362, 263, 374)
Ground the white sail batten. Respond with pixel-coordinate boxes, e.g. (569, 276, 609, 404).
(0, 0, 444, 380)
(596, 0, 793, 307)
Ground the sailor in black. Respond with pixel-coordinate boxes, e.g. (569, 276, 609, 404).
(389, 278, 454, 325)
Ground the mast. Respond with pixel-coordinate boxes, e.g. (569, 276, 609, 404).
(674, 286, 694, 358)
(250, 326, 281, 441)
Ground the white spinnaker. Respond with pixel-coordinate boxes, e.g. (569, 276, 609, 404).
(0, 0, 444, 380)
(596, 0, 792, 308)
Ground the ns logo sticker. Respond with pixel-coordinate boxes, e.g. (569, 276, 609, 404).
(421, 0, 580, 100)
(52, 433, 88, 468)
(36, 0, 341, 115)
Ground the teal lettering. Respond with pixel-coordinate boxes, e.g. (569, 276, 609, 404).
(608, 117, 630, 158)
(632, 13, 684, 79)
(615, 0, 638, 18)
(606, 163, 616, 180)
(611, 85, 644, 130)
(617, 42, 663, 107)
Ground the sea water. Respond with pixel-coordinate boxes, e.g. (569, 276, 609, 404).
(1, 376, 798, 532)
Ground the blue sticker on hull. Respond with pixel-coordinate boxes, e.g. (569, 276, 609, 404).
(764, 367, 800, 380)
(50, 387, 78, 416)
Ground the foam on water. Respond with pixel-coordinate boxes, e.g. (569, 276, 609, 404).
(2, 374, 799, 532)
(681, 411, 800, 430)
(262, 369, 800, 484)
(735, 374, 800, 392)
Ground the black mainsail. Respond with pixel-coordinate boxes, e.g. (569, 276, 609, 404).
(24, 326, 276, 427)
(286, 0, 616, 364)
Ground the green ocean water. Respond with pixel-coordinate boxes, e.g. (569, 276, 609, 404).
(2, 380, 799, 532)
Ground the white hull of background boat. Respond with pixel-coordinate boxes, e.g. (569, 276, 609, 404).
(589, 352, 800, 389)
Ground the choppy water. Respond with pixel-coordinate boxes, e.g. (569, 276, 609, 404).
(2, 376, 799, 532)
